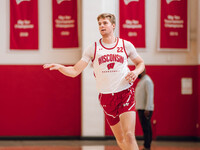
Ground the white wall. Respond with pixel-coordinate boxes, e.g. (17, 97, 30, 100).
(0, 0, 82, 65)
(82, 0, 118, 137)
(82, 0, 104, 137)
(136, 0, 198, 65)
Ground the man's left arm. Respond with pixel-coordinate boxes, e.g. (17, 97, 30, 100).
(125, 56, 145, 83)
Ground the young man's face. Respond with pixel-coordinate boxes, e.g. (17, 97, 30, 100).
(98, 18, 115, 36)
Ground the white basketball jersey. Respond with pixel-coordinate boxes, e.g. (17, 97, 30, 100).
(92, 38, 132, 94)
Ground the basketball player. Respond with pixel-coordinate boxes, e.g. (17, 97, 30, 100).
(43, 13, 145, 150)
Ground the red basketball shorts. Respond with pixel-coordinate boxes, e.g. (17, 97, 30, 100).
(98, 86, 135, 126)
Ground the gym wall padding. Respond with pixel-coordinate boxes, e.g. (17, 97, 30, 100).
(0, 65, 81, 136)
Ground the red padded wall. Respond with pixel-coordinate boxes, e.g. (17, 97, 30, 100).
(0, 65, 81, 136)
(105, 65, 198, 137)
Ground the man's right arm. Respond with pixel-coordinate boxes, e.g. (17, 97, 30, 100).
(43, 43, 94, 78)
(43, 60, 88, 78)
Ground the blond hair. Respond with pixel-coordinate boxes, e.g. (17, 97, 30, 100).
(97, 13, 116, 25)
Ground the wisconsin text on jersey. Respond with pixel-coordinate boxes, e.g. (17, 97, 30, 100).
(98, 54, 124, 65)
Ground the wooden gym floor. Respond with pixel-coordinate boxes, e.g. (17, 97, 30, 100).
(0, 140, 200, 150)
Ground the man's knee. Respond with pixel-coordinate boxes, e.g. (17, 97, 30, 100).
(125, 131, 136, 144)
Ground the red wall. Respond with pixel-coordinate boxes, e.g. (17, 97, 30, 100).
(0, 65, 198, 138)
(106, 65, 199, 137)
(0, 65, 81, 136)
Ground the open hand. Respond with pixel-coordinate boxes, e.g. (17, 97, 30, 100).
(125, 70, 138, 84)
(43, 64, 62, 70)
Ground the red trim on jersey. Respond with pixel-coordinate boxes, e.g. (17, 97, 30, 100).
(99, 38, 119, 50)
(122, 39, 128, 58)
(92, 42, 97, 62)
(93, 72, 96, 78)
